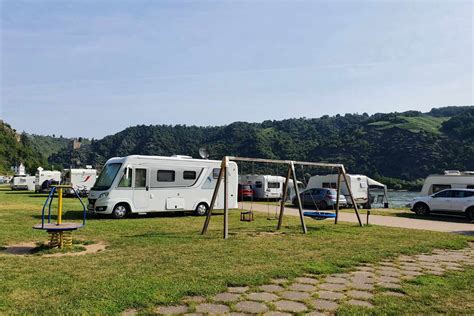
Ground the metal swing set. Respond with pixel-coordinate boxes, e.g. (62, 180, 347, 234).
(201, 156, 364, 239)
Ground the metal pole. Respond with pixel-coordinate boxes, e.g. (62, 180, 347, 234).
(277, 164, 292, 230)
(201, 158, 226, 235)
(335, 167, 342, 224)
(57, 187, 63, 225)
(341, 166, 363, 227)
(290, 162, 307, 234)
(223, 157, 229, 239)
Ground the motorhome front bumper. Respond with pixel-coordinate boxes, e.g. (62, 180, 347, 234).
(87, 198, 109, 213)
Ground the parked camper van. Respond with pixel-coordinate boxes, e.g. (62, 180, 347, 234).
(239, 175, 304, 200)
(35, 167, 61, 193)
(420, 170, 474, 196)
(10, 175, 35, 190)
(87, 155, 238, 219)
(62, 168, 97, 196)
(307, 174, 388, 208)
(239, 175, 285, 200)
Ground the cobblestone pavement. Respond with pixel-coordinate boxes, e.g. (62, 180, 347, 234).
(142, 244, 474, 315)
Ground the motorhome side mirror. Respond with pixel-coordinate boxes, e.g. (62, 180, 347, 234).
(124, 168, 129, 179)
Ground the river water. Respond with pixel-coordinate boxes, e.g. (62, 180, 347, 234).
(386, 191, 420, 208)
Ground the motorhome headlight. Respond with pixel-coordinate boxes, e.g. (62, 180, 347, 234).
(98, 192, 109, 199)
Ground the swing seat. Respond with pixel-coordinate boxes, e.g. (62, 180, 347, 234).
(303, 211, 336, 220)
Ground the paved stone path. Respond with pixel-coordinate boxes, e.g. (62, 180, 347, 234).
(239, 202, 474, 234)
(149, 243, 474, 315)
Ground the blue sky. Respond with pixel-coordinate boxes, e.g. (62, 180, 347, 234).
(1, 0, 472, 138)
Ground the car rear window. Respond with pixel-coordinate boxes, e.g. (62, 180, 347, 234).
(242, 185, 251, 190)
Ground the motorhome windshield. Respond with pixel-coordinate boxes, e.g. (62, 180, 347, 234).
(92, 163, 122, 190)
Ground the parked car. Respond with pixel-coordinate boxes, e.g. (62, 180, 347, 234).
(409, 189, 474, 220)
(238, 184, 254, 201)
(292, 188, 347, 210)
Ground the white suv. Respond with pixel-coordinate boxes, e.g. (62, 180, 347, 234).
(410, 189, 474, 221)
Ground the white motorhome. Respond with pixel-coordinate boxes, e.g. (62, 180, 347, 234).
(35, 167, 61, 192)
(420, 170, 474, 196)
(87, 155, 238, 219)
(10, 175, 35, 190)
(307, 174, 388, 207)
(62, 168, 97, 196)
(238, 175, 304, 200)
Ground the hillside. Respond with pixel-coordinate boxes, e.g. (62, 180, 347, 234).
(45, 106, 474, 189)
(0, 121, 47, 174)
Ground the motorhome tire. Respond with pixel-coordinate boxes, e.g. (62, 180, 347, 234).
(112, 203, 129, 219)
(195, 203, 208, 216)
(466, 207, 474, 221)
(413, 202, 430, 216)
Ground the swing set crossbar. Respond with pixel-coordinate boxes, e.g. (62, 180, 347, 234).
(227, 156, 343, 168)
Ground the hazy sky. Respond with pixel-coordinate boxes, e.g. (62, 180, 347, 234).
(1, 0, 473, 138)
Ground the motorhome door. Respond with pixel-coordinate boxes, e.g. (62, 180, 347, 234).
(133, 168, 149, 210)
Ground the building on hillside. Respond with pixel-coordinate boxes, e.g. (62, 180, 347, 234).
(11, 163, 26, 175)
(70, 138, 82, 150)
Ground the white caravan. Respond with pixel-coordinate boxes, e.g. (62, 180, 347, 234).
(35, 167, 61, 192)
(307, 174, 388, 207)
(87, 155, 238, 219)
(238, 175, 304, 200)
(62, 168, 97, 196)
(420, 170, 474, 195)
(10, 175, 35, 190)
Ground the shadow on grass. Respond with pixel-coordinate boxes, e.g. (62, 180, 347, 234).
(31, 210, 216, 221)
(5, 191, 36, 195)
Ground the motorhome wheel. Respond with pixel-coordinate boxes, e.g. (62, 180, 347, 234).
(112, 204, 128, 219)
(195, 203, 208, 216)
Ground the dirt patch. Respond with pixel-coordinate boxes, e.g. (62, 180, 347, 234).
(1, 242, 37, 255)
(1, 242, 106, 257)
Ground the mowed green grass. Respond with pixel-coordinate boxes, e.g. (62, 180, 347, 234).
(0, 185, 472, 314)
(368, 115, 449, 134)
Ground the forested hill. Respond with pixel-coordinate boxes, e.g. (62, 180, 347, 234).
(0, 121, 48, 174)
(46, 106, 474, 188)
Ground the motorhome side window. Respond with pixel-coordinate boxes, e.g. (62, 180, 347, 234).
(157, 170, 175, 182)
(212, 168, 220, 179)
(432, 184, 451, 193)
(135, 169, 147, 187)
(118, 168, 132, 187)
(183, 171, 196, 180)
(256, 181, 263, 188)
(268, 182, 280, 189)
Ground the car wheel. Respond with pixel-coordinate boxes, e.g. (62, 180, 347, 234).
(320, 201, 328, 210)
(414, 202, 430, 216)
(112, 204, 129, 219)
(466, 207, 474, 222)
(195, 203, 208, 216)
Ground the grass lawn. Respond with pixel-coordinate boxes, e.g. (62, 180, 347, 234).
(0, 185, 472, 314)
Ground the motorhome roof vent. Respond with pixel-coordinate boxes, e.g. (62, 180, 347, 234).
(171, 155, 193, 159)
(443, 170, 461, 175)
